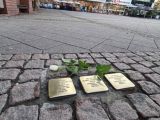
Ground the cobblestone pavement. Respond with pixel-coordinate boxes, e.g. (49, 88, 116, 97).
(0, 9, 160, 54)
(0, 52, 160, 120)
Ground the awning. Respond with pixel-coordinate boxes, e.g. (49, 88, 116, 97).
(87, 0, 106, 3)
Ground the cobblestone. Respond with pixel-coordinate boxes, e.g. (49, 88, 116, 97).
(51, 54, 63, 59)
(139, 61, 155, 67)
(144, 56, 158, 62)
(25, 60, 44, 69)
(80, 58, 95, 64)
(113, 53, 127, 57)
(131, 64, 153, 73)
(77, 53, 91, 58)
(0, 69, 20, 80)
(127, 93, 160, 118)
(5, 60, 25, 68)
(0, 80, 11, 94)
(106, 57, 121, 63)
(75, 98, 109, 120)
(0, 61, 6, 67)
(90, 53, 103, 58)
(125, 52, 137, 57)
(0, 52, 160, 119)
(46, 59, 62, 67)
(135, 52, 147, 56)
(114, 63, 131, 70)
(119, 57, 136, 64)
(0, 105, 38, 120)
(109, 100, 138, 120)
(10, 82, 40, 105)
(19, 69, 42, 83)
(137, 81, 160, 94)
(32, 53, 50, 60)
(124, 70, 145, 81)
(152, 67, 160, 74)
(0, 55, 12, 61)
(101, 52, 116, 58)
(64, 53, 77, 59)
(12, 54, 31, 60)
(154, 62, 160, 66)
(95, 58, 110, 64)
(39, 103, 73, 120)
(150, 94, 160, 106)
(131, 56, 145, 62)
(148, 118, 160, 120)
(145, 73, 160, 86)
(0, 94, 8, 113)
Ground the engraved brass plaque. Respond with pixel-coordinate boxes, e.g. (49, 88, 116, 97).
(48, 77, 76, 98)
(80, 75, 108, 93)
(105, 73, 135, 90)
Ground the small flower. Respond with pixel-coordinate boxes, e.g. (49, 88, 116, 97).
(49, 65, 59, 71)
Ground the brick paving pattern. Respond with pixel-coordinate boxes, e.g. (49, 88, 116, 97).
(0, 51, 159, 120)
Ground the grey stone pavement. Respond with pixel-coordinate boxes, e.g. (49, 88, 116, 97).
(0, 9, 160, 120)
(0, 9, 160, 54)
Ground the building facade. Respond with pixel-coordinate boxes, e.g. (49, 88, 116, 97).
(0, 0, 34, 15)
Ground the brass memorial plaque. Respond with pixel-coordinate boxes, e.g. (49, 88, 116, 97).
(105, 73, 135, 90)
(80, 75, 108, 93)
(48, 77, 76, 98)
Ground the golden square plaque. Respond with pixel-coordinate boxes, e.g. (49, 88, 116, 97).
(105, 73, 135, 90)
(48, 77, 76, 98)
(80, 75, 108, 93)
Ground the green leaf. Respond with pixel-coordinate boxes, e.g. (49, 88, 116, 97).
(66, 66, 79, 75)
(78, 60, 90, 71)
(96, 65, 111, 78)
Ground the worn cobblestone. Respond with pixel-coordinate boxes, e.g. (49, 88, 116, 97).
(19, 69, 42, 83)
(32, 53, 50, 60)
(78, 53, 91, 58)
(12, 54, 31, 60)
(131, 56, 145, 62)
(101, 52, 116, 58)
(51, 54, 63, 59)
(152, 67, 160, 74)
(0, 61, 6, 68)
(119, 57, 136, 64)
(131, 64, 153, 73)
(5, 60, 25, 68)
(40, 103, 73, 120)
(10, 82, 40, 105)
(109, 100, 138, 120)
(25, 60, 44, 69)
(0, 105, 38, 120)
(138, 81, 160, 94)
(0, 80, 11, 94)
(95, 58, 110, 64)
(0, 94, 8, 113)
(75, 98, 109, 120)
(90, 53, 103, 58)
(0, 55, 12, 61)
(114, 63, 131, 70)
(135, 52, 147, 56)
(46, 59, 62, 67)
(124, 70, 145, 81)
(64, 53, 77, 59)
(106, 57, 121, 63)
(139, 61, 155, 67)
(127, 93, 160, 118)
(145, 73, 160, 86)
(150, 94, 160, 106)
(144, 56, 158, 62)
(0, 69, 20, 80)
(80, 58, 95, 64)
